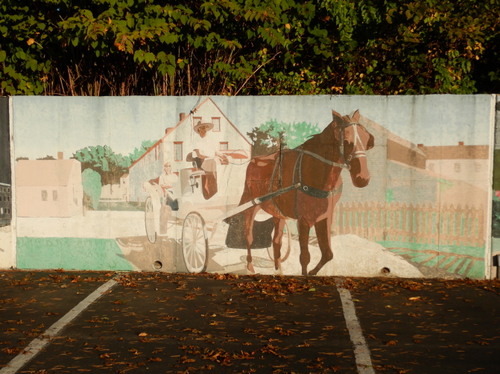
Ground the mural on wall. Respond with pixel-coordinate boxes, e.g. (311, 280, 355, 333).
(10, 95, 495, 278)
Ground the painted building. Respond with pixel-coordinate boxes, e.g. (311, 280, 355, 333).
(128, 97, 252, 203)
(422, 142, 489, 189)
(15, 158, 83, 217)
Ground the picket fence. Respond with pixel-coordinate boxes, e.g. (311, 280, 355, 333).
(333, 202, 486, 247)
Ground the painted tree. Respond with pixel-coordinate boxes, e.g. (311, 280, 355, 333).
(128, 140, 157, 164)
(73, 145, 130, 185)
(81, 168, 101, 210)
(247, 120, 321, 156)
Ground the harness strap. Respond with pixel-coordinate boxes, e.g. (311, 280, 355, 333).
(294, 149, 343, 200)
(299, 182, 343, 199)
(296, 148, 349, 169)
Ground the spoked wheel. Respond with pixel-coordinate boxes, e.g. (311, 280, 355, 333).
(145, 196, 157, 244)
(267, 221, 292, 263)
(182, 212, 209, 273)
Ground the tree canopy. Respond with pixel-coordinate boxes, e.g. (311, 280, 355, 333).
(247, 120, 321, 156)
(0, 0, 498, 96)
(73, 140, 155, 185)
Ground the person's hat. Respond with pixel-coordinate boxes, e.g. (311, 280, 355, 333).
(193, 121, 214, 134)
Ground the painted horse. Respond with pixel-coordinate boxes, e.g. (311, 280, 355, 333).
(239, 110, 374, 275)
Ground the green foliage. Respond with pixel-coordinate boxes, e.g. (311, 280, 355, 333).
(128, 140, 156, 164)
(73, 145, 130, 185)
(81, 168, 102, 210)
(0, 0, 497, 95)
(248, 120, 321, 156)
(73, 140, 155, 184)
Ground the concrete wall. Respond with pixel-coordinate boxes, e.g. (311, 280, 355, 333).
(0, 95, 496, 278)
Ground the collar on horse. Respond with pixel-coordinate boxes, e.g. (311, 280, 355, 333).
(292, 150, 343, 199)
(293, 121, 367, 199)
(267, 121, 367, 201)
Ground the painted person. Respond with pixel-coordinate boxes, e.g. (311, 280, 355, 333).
(189, 121, 227, 171)
(158, 161, 179, 211)
(187, 121, 227, 199)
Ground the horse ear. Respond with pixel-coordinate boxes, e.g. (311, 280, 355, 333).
(350, 109, 360, 122)
(332, 110, 342, 120)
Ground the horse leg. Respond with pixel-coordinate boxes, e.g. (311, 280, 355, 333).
(309, 218, 333, 276)
(272, 217, 286, 272)
(243, 206, 259, 274)
(297, 219, 312, 276)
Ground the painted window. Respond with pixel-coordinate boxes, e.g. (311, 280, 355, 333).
(174, 142, 183, 161)
(53, 190, 58, 201)
(454, 163, 461, 172)
(212, 117, 221, 132)
(41, 190, 48, 201)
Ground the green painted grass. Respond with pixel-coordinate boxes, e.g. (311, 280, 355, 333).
(379, 240, 485, 278)
(17, 237, 134, 271)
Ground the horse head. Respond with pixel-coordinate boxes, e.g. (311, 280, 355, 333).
(332, 110, 374, 188)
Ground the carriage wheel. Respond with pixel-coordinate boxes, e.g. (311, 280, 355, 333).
(182, 212, 209, 273)
(145, 196, 157, 244)
(267, 221, 292, 263)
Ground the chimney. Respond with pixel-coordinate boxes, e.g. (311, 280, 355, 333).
(458, 141, 464, 146)
(179, 113, 186, 122)
(417, 144, 424, 148)
(57, 152, 63, 160)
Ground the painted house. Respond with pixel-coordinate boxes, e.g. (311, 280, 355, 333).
(128, 97, 252, 202)
(419, 142, 489, 189)
(339, 115, 432, 204)
(335, 114, 489, 250)
(338, 115, 489, 210)
(15, 158, 83, 217)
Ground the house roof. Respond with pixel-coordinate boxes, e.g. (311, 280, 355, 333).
(129, 97, 251, 169)
(360, 114, 427, 158)
(16, 159, 80, 187)
(360, 114, 489, 162)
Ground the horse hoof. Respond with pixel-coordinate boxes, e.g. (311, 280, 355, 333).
(274, 263, 283, 275)
(274, 259, 281, 271)
(247, 263, 255, 274)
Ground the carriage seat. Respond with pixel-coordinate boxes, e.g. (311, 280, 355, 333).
(180, 167, 206, 195)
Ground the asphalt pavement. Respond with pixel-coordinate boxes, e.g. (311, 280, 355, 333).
(0, 270, 498, 374)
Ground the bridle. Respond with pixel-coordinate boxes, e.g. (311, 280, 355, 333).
(294, 121, 367, 171)
(338, 121, 368, 169)
(269, 120, 369, 202)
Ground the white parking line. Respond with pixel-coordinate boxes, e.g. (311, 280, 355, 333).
(336, 280, 375, 374)
(0, 276, 120, 374)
